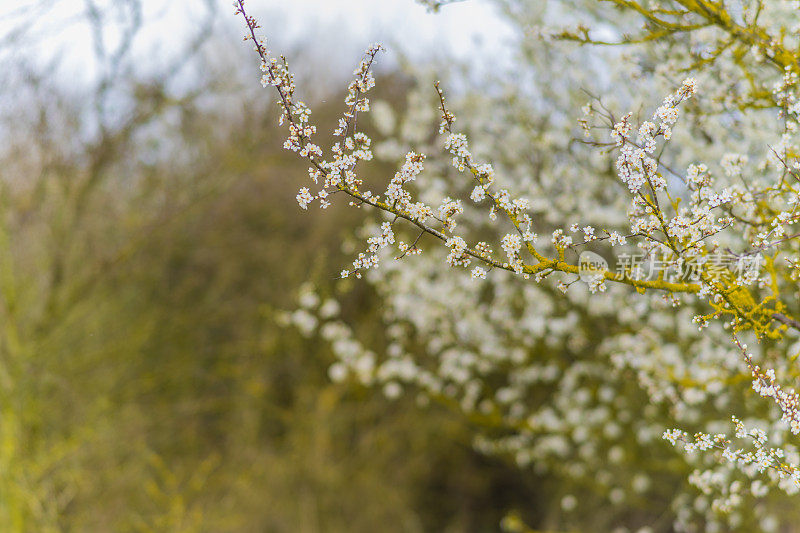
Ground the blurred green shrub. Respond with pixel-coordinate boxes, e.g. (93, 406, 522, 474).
(0, 43, 542, 530)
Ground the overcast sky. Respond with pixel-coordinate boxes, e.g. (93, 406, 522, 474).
(259, 0, 513, 56)
(0, 0, 515, 88)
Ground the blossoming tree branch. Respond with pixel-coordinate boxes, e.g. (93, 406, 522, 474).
(235, 0, 800, 528)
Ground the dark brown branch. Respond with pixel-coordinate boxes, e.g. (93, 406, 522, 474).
(772, 313, 800, 334)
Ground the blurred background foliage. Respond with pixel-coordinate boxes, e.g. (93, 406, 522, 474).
(0, 1, 545, 531)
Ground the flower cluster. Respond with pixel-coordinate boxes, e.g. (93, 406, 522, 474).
(664, 416, 800, 490)
(613, 79, 696, 194)
(736, 337, 800, 436)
